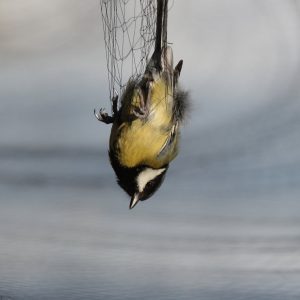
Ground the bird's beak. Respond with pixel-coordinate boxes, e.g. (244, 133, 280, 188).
(129, 193, 140, 209)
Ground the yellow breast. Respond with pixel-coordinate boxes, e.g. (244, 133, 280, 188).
(110, 79, 178, 168)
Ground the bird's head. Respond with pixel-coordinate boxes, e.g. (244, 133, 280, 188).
(109, 151, 168, 209)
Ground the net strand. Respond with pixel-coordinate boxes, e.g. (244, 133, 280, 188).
(100, 0, 157, 110)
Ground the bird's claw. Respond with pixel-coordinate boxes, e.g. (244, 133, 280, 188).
(94, 108, 114, 124)
(133, 107, 148, 119)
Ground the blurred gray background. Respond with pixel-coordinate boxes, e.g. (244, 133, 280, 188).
(1, 1, 300, 299)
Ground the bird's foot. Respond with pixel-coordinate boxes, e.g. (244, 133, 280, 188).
(94, 94, 119, 124)
(132, 86, 150, 120)
(94, 108, 114, 124)
(133, 106, 149, 119)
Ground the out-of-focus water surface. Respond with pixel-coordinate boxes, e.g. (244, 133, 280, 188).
(1, 1, 300, 299)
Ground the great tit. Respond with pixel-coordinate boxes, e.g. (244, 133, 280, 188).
(95, 0, 189, 209)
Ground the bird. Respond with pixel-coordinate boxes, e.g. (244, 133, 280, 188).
(95, 0, 189, 209)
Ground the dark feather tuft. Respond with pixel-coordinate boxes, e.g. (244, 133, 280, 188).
(173, 88, 190, 122)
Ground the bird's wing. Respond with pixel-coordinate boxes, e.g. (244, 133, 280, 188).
(157, 122, 178, 159)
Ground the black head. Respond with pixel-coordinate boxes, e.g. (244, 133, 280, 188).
(109, 151, 168, 209)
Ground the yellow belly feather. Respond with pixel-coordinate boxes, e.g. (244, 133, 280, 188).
(110, 79, 178, 168)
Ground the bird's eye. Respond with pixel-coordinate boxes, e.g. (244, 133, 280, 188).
(146, 180, 155, 189)
(143, 179, 157, 196)
(138, 169, 167, 201)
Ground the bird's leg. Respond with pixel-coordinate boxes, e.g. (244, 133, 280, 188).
(112, 95, 118, 115)
(94, 95, 118, 124)
(94, 108, 114, 124)
(133, 92, 147, 119)
(132, 81, 151, 120)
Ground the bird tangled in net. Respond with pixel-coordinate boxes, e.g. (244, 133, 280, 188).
(97, 0, 189, 209)
(100, 0, 158, 109)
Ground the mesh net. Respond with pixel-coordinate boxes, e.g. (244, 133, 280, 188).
(100, 0, 157, 107)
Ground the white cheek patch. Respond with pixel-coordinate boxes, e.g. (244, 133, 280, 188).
(137, 168, 165, 193)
